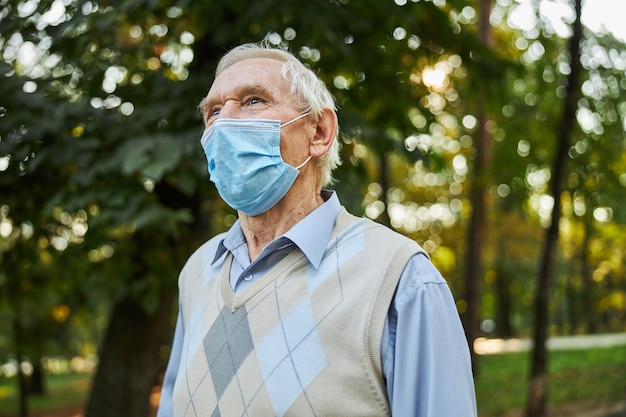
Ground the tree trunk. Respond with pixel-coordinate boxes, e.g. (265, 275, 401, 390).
(13, 316, 29, 417)
(380, 152, 391, 228)
(525, 1, 582, 415)
(28, 358, 45, 395)
(580, 218, 596, 333)
(85, 289, 175, 417)
(82, 170, 205, 417)
(494, 262, 513, 338)
(494, 200, 516, 338)
(463, 109, 489, 374)
(564, 268, 579, 334)
(462, 0, 493, 375)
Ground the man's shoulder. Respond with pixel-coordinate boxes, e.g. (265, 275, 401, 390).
(360, 215, 421, 249)
(334, 210, 424, 256)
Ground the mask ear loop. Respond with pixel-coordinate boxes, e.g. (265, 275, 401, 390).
(281, 111, 313, 170)
(280, 111, 311, 128)
(294, 156, 312, 170)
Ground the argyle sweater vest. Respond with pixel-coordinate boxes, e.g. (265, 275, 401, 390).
(172, 209, 424, 417)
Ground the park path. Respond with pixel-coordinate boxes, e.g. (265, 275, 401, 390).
(474, 332, 626, 355)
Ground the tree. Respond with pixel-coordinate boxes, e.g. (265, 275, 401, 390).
(1, 1, 211, 413)
(462, 0, 495, 374)
(525, 0, 583, 415)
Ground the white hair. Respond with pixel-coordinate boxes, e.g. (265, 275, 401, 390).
(214, 41, 342, 187)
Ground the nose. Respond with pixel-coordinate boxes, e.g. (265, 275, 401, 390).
(216, 100, 241, 119)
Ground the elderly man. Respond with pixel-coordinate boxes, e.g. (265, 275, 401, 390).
(157, 41, 477, 417)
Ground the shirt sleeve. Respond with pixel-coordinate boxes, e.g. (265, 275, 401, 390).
(382, 253, 477, 417)
(157, 308, 184, 417)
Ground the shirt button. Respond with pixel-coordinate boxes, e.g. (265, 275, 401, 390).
(244, 274, 253, 281)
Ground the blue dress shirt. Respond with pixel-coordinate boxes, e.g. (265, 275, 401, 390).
(158, 191, 477, 416)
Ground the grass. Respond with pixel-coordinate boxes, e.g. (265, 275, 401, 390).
(0, 372, 91, 416)
(475, 345, 626, 416)
(0, 346, 624, 416)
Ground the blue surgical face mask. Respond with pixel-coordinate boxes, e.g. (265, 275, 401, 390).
(200, 113, 311, 216)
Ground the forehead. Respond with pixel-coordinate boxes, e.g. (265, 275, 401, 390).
(207, 57, 291, 100)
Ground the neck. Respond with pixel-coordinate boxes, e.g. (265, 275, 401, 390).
(239, 187, 324, 262)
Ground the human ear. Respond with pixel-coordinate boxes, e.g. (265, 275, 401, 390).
(310, 108, 338, 158)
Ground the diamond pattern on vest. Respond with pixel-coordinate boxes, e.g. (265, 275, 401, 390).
(204, 305, 254, 399)
(256, 297, 327, 415)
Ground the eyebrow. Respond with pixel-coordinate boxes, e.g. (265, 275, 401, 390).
(199, 84, 276, 116)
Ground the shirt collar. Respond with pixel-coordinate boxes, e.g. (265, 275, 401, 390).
(212, 190, 341, 269)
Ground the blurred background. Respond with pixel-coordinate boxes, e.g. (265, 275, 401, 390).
(0, 0, 624, 416)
